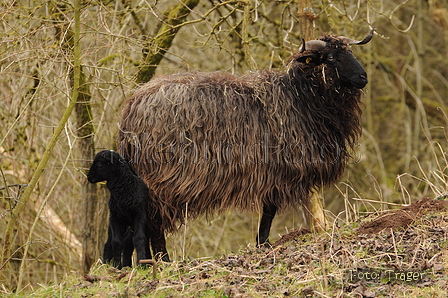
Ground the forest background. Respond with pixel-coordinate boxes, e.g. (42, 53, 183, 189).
(1, 0, 448, 291)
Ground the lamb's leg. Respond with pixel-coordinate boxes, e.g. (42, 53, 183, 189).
(148, 211, 170, 262)
(110, 220, 126, 269)
(144, 226, 153, 261)
(132, 217, 149, 266)
(103, 225, 113, 264)
(256, 203, 277, 247)
(121, 228, 134, 268)
(151, 227, 170, 262)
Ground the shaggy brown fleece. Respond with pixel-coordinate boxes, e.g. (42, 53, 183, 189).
(118, 35, 363, 232)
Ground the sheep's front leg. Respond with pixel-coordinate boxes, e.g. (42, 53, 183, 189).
(256, 203, 277, 247)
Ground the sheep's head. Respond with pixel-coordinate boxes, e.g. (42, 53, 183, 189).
(289, 28, 374, 89)
(87, 150, 125, 183)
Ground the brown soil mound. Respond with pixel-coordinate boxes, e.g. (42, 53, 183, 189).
(357, 197, 448, 235)
(272, 228, 310, 247)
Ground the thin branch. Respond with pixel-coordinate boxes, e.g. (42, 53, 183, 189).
(2, 0, 83, 272)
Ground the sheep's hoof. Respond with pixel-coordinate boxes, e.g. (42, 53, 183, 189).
(156, 253, 171, 262)
(257, 241, 273, 249)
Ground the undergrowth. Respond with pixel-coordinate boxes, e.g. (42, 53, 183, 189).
(3, 206, 447, 298)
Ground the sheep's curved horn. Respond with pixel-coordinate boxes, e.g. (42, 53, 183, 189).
(299, 39, 327, 53)
(299, 38, 306, 52)
(340, 27, 375, 45)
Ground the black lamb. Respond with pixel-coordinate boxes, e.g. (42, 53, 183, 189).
(87, 150, 168, 268)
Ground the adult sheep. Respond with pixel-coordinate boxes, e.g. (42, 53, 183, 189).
(118, 29, 374, 257)
(87, 150, 168, 268)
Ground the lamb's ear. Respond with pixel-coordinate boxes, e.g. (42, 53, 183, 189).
(295, 53, 321, 65)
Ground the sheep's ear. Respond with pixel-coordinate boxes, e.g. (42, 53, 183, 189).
(296, 53, 321, 65)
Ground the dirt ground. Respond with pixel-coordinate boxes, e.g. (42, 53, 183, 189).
(356, 197, 448, 235)
(272, 197, 448, 244)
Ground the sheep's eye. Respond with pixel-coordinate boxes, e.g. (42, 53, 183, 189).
(327, 54, 335, 62)
(306, 57, 313, 63)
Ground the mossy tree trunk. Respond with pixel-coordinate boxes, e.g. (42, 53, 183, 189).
(298, 0, 327, 232)
(136, 0, 200, 83)
(56, 2, 103, 273)
(75, 69, 104, 273)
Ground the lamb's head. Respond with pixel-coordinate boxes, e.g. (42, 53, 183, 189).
(288, 28, 374, 89)
(87, 150, 125, 183)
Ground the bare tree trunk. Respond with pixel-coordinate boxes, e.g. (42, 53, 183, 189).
(75, 69, 105, 273)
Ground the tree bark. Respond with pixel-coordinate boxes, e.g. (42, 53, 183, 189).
(54, 1, 102, 273)
(298, 0, 316, 40)
(75, 68, 105, 273)
(137, 0, 200, 83)
(297, 0, 327, 232)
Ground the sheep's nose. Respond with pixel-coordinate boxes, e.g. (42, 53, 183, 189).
(349, 73, 368, 89)
(359, 74, 368, 84)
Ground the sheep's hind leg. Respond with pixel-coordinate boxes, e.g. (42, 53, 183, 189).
(256, 203, 277, 248)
